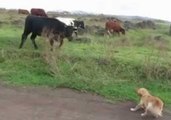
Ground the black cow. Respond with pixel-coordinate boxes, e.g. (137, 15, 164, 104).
(19, 15, 74, 49)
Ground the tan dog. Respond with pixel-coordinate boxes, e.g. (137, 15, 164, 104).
(130, 88, 164, 118)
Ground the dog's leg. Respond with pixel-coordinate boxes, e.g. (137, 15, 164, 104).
(141, 103, 152, 116)
(141, 112, 147, 116)
(130, 104, 142, 111)
(141, 108, 148, 116)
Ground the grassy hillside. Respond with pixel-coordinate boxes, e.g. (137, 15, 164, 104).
(0, 12, 171, 106)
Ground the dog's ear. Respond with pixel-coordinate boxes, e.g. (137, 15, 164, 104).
(136, 88, 142, 96)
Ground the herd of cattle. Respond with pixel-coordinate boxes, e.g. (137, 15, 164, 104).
(18, 8, 126, 50)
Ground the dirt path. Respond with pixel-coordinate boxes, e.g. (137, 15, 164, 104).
(0, 85, 170, 120)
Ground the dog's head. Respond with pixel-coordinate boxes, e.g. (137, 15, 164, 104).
(136, 88, 150, 97)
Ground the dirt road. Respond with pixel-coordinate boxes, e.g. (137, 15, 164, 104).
(0, 85, 170, 120)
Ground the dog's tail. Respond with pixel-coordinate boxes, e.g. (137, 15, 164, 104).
(155, 98, 164, 114)
(151, 105, 163, 117)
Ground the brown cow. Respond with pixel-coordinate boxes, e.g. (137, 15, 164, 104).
(18, 9, 29, 15)
(30, 8, 47, 17)
(105, 20, 125, 36)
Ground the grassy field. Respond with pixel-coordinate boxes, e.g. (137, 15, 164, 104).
(0, 13, 171, 107)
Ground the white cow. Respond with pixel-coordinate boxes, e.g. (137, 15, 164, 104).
(56, 17, 75, 26)
(56, 17, 77, 36)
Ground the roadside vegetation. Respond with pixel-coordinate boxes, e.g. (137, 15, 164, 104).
(0, 12, 171, 106)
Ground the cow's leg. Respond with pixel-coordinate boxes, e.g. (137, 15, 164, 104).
(19, 33, 28, 49)
(49, 39, 54, 51)
(59, 37, 64, 47)
(53, 35, 61, 49)
(110, 29, 114, 36)
(107, 30, 111, 36)
(58, 34, 65, 47)
(19, 34, 26, 49)
(30, 33, 38, 49)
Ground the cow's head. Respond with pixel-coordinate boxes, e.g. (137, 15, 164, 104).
(121, 28, 125, 35)
(64, 26, 76, 41)
(74, 20, 85, 29)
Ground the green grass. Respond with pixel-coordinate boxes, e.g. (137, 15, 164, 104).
(0, 14, 171, 107)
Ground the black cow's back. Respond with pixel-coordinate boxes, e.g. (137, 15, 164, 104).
(23, 15, 66, 36)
